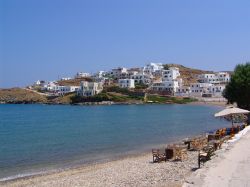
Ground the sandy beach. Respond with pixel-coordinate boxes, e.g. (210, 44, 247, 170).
(1, 127, 250, 187)
(1, 150, 198, 187)
(2, 128, 250, 187)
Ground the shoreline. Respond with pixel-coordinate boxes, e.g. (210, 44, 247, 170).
(0, 137, 188, 182)
(0, 104, 229, 187)
(0, 100, 227, 107)
(0, 135, 202, 186)
(1, 152, 198, 187)
(2, 125, 249, 187)
(2, 126, 248, 187)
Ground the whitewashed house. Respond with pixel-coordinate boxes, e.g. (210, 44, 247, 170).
(93, 71, 106, 78)
(78, 81, 103, 97)
(118, 79, 135, 89)
(216, 72, 230, 83)
(206, 84, 226, 97)
(127, 68, 140, 77)
(34, 80, 46, 87)
(198, 72, 230, 84)
(190, 83, 212, 97)
(130, 73, 153, 85)
(162, 67, 181, 81)
(43, 81, 58, 91)
(56, 86, 79, 95)
(110, 67, 128, 79)
(150, 67, 182, 94)
(175, 86, 191, 97)
(75, 72, 90, 78)
(61, 77, 72, 81)
(198, 74, 219, 84)
(150, 81, 179, 92)
(142, 63, 164, 75)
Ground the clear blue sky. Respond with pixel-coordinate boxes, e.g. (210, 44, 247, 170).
(1, 0, 250, 88)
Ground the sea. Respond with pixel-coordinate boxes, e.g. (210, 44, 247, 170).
(0, 104, 228, 181)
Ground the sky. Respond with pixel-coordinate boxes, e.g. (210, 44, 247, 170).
(1, 0, 250, 88)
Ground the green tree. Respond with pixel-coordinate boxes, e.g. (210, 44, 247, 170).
(223, 63, 250, 110)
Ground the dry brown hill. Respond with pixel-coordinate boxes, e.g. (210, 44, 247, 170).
(57, 77, 93, 86)
(0, 88, 47, 103)
(164, 64, 214, 86)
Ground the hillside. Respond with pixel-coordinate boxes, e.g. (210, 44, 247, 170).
(0, 88, 47, 104)
(164, 64, 214, 86)
(58, 64, 217, 87)
(0, 64, 230, 105)
(58, 77, 93, 86)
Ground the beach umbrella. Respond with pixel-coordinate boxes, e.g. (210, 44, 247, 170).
(214, 106, 250, 127)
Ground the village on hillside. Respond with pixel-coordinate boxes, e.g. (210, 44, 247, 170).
(27, 63, 231, 104)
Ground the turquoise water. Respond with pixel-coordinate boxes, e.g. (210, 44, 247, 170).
(0, 104, 228, 180)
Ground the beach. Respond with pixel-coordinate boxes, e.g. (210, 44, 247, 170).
(1, 151, 198, 187)
(2, 127, 249, 187)
(2, 104, 247, 187)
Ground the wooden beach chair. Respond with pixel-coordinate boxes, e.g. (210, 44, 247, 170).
(173, 146, 187, 161)
(198, 145, 215, 168)
(152, 149, 166, 163)
(190, 138, 206, 151)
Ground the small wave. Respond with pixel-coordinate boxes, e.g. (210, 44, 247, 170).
(0, 171, 47, 182)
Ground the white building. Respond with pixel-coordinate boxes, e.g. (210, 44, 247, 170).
(142, 63, 164, 75)
(75, 72, 90, 78)
(216, 72, 230, 83)
(190, 83, 212, 96)
(93, 71, 106, 78)
(110, 67, 128, 79)
(198, 72, 230, 84)
(118, 79, 135, 89)
(206, 84, 226, 97)
(198, 74, 219, 84)
(130, 73, 153, 85)
(175, 86, 191, 97)
(127, 68, 140, 77)
(162, 67, 181, 81)
(61, 77, 72, 81)
(150, 67, 182, 94)
(78, 81, 103, 97)
(150, 80, 179, 92)
(175, 83, 227, 98)
(56, 86, 80, 95)
(43, 81, 58, 91)
(34, 80, 46, 86)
